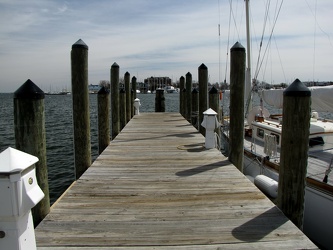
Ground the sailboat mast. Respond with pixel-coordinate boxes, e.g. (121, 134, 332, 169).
(245, 0, 252, 115)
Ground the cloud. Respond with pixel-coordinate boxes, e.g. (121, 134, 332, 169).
(0, 0, 332, 92)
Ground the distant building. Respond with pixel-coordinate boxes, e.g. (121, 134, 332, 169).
(141, 77, 172, 93)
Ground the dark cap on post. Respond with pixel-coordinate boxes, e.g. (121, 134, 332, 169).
(14, 79, 45, 99)
(112, 62, 119, 68)
(284, 79, 311, 97)
(198, 63, 207, 70)
(72, 39, 88, 50)
(192, 88, 199, 94)
(209, 86, 218, 94)
(98, 86, 110, 95)
(231, 41, 245, 52)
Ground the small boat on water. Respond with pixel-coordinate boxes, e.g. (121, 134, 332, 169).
(164, 85, 177, 93)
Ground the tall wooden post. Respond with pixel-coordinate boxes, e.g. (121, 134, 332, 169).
(209, 86, 220, 137)
(131, 76, 137, 118)
(124, 72, 131, 124)
(198, 63, 208, 136)
(229, 42, 245, 172)
(182, 88, 187, 117)
(185, 72, 192, 121)
(71, 39, 91, 179)
(98, 86, 110, 154)
(278, 79, 311, 229)
(119, 88, 126, 131)
(155, 89, 165, 112)
(179, 76, 185, 116)
(209, 86, 219, 114)
(14, 79, 50, 227)
(111, 62, 120, 140)
(191, 88, 199, 128)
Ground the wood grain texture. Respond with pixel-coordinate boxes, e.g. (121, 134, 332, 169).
(35, 113, 317, 249)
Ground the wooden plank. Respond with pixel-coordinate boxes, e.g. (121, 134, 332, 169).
(35, 113, 317, 249)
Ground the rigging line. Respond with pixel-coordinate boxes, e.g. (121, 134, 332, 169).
(254, 0, 271, 81)
(273, 35, 287, 83)
(229, 0, 241, 42)
(218, 0, 221, 85)
(312, 0, 317, 83)
(304, 0, 333, 49)
(259, 0, 285, 84)
(224, 0, 233, 83)
(254, 0, 283, 81)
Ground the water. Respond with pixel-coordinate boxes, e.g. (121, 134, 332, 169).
(0, 93, 179, 204)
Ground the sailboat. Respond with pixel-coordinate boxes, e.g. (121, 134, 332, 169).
(221, 1, 333, 248)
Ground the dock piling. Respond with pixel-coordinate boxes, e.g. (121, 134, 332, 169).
(155, 89, 165, 112)
(97, 86, 110, 154)
(71, 39, 91, 180)
(228, 42, 245, 172)
(125, 72, 131, 124)
(185, 72, 192, 121)
(119, 88, 126, 130)
(111, 62, 120, 140)
(131, 76, 137, 117)
(209, 86, 220, 138)
(179, 76, 185, 116)
(14, 79, 50, 226)
(278, 79, 311, 229)
(209, 86, 219, 115)
(191, 88, 199, 129)
(198, 63, 208, 136)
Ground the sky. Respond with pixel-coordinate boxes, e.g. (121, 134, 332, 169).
(0, 0, 332, 93)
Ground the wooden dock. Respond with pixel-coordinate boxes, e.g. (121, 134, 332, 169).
(35, 113, 317, 249)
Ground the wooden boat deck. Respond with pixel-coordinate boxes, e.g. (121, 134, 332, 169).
(35, 113, 317, 249)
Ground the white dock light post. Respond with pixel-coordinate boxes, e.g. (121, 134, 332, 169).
(134, 98, 141, 115)
(0, 147, 44, 250)
(201, 108, 219, 149)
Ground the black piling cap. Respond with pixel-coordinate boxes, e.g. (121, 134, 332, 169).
(98, 86, 110, 95)
(14, 79, 45, 99)
(198, 63, 207, 70)
(186, 72, 192, 77)
(132, 76, 137, 81)
(192, 88, 199, 94)
(231, 41, 245, 52)
(284, 79, 311, 97)
(72, 39, 88, 50)
(112, 62, 119, 68)
(125, 71, 130, 76)
(180, 76, 185, 80)
(120, 88, 125, 94)
(209, 86, 218, 94)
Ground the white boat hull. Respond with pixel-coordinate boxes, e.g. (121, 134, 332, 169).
(243, 153, 333, 249)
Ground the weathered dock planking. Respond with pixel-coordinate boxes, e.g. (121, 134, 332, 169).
(35, 113, 317, 249)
